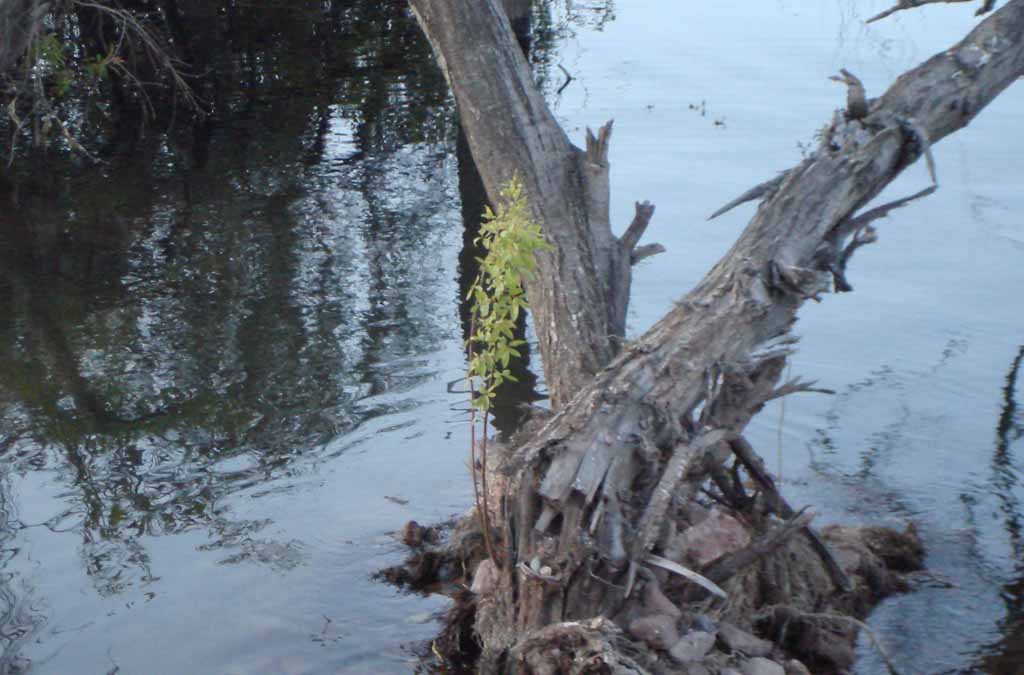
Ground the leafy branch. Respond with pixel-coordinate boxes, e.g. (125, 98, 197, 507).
(466, 175, 551, 567)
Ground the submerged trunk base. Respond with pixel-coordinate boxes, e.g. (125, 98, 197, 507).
(383, 443, 924, 674)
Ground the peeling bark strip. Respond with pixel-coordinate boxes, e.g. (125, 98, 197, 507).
(410, 0, 1024, 669)
(409, 0, 660, 408)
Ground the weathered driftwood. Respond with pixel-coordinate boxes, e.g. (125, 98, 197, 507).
(409, 0, 1024, 669)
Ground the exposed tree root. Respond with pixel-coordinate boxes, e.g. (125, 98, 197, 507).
(384, 438, 925, 674)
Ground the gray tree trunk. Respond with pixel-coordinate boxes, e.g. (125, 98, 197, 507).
(410, 0, 1024, 669)
(410, 0, 656, 408)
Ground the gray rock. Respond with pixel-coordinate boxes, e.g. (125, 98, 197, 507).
(719, 622, 773, 657)
(741, 657, 785, 675)
(669, 630, 716, 664)
(784, 659, 812, 675)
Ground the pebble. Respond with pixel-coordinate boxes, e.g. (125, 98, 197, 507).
(784, 659, 812, 675)
(718, 622, 773, 657)
(741, 657, 785, 675)
(668, 630, 715, 664)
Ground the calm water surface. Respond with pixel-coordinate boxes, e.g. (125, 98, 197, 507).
(1, 1, 1022, 673)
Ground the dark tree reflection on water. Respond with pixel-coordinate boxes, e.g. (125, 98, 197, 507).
(978, 344, 1024, 675)
(0, 0, 456, 666)
(0, 2, 618, 669)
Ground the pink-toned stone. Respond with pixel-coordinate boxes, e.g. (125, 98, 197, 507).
(628, 614, 680, 651)
(672, 508, 751, 567)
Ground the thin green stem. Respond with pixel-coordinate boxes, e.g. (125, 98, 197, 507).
(479, 409, 499, 568)
(468, 317, 498, 568)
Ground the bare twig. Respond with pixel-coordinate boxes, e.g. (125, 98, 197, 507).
(866, 0, 982, 24)
(833, 185, 938, 241)
(826, 185, 937, 291)
(765, 376, 835, 402)
(631, 243, 665, 264)
(620, 200, 656, 251)
(830, 69, 869, 119)
(729, 435, 854, 592)
(708, 171, 788, 220)
(703, 508, 815, 584)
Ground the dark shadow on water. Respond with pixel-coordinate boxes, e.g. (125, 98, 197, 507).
(0, 2, 457, 670)
(976, 344, 1024, 675)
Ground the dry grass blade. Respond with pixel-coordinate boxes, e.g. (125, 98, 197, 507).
(644, 553, 728, 599)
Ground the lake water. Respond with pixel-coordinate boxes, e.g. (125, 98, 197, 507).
(1, 1, 1021, 673)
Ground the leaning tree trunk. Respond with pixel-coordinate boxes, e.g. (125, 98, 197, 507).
(409, 0, 1024, 671)
(410, 0, 659, 408)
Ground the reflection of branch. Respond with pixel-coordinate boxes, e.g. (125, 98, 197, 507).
(993, 344, 1024, 559)
(556, 63, 574, 94)
(997, 344, 1024, 445)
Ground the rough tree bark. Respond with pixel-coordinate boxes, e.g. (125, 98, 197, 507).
(410, 0, 658, 408)
(408, 0, 1024, 672)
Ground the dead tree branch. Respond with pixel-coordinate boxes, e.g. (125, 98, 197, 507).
(830, 69, 869, 119)
(708, 171, 788, 220)
(729, 435, 854, 591)
(703, 508, 816, 584)
(867, 0, 994, 24)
